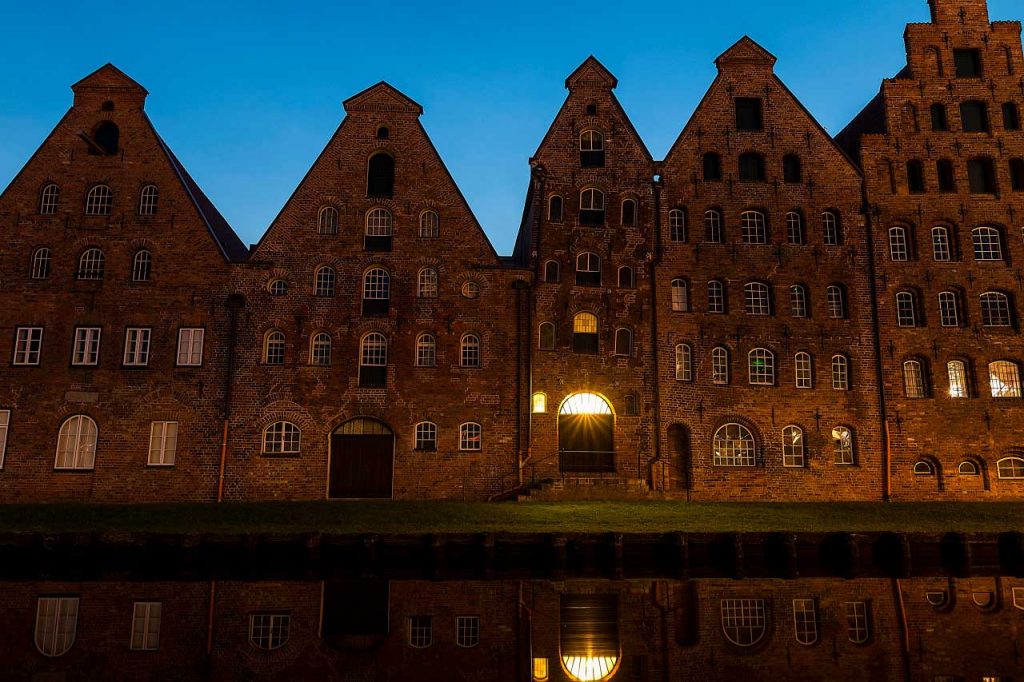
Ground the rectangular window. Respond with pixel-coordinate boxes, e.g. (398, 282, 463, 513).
(832, 356, 850, 390)
(948, 361, 968, 399)
(954, 49, 982, 78)
(409, 615, 432, 648)
(130, 602, 162, 651)
(124, 328, 152, 367)
(148, 421, 178, 466)
(845, 601, 870, 643)
(72, 327, 101, 366)
(968, 159, 997, 193)
(13, 327, 43, 366)
(792, 599, 818, 645)
(735, 98, 764, 131)
(456, 615, 480, 648)
(0, 410, 9, 469)
(939, 293, 960, 327)
(176, 328, 204, 366)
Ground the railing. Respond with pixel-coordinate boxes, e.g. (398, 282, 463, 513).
(558, 450, 616, 474)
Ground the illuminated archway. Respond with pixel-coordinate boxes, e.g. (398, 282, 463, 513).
(559, 392, 613, 416)
(558, 393, 615, 474)
(559, 594, 621, 681)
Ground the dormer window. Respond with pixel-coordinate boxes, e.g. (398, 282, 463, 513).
(954, 49, 982, 78)
(735, 98, 763, 131)
(579, 130, 605, 168)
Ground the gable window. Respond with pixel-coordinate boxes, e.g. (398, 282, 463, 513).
(176, 328, 204, 366)
(575, 252, 601, 287)
(703, 152, 723, 181)
(13, 327, 43, 366)
(72, 327, 101, 366)
(903, 359, 927, 398)
(786, 211, 804, 245)
(832, 354, 850, 390)
(954, 48, 982, 77)
(748, 348, 775, 385)
(461, 334, 481, 368)
(93, 121, 119, 155)
(669, 209, 686, 242)
(795, 352, 813, 389)
(937, 159, 956, 192)
(708, 280, 726, 314)
(711, 346, 730, 385)
(579, 130, 605, 167)
(735, 98, 764, 131)
(906, 160, 926, 193)
(713, 424, 756, 467)
(415, 422, 437, 451)
(997, 457, 1024, 479)
(55, 415, 97, 470)
(264, 331, 285, 365)
(738, 153, 766, 182)
(675, 343, 692, 382)
(132, 250, 152, 282)
(671, 278, 689, 312)
(782, 426, 805, 467)
(1003, 102, 1022, 130)
(889, 226, 910, 261)
(419, 209, 439, 237)
(947, 360, 969, 398)
(621, 199, 637, 226)
(138, 185, 158, 216)
(930, 103, 949, 131)
(362, 268, 391, 316)
(35, 597, 79, 657)
(968, 158, 997, 193)
(705, 209, 723, 243)
(931, 226, 952, 261)
(314, 266, 336, 297)
(78, 248, 105, 280)
(415, 333, 436, 367)
(833, 426, 854, 464)
(572, 313, 599, 354)
(130, 602, 162, 651)
(147, 421, 178, 466)
(548, 195, 564, 223)
(895, 291, 919, 327)
(845, 602, 870, 644)
(532, 392, 547, 413)
(409, 615, 433, 648)
(1011, 158, 1024, 191)
(989, 361, 1022, 398)
(317, 206, 339, 235)
(0, 409, 9, 469)
(783, 155, 802, 183)
(39, 184, 60, 215)
(822, 211, 841, 245)
(31, 248, 52, 280)
(938, 291, 961, 327)
(539, 322, 556, 351)
(544, 260, 560, 283)
(367, 153, 395, 198)
(614, 328, 632, 356)
(263, 422, 300, 455)
(790, 285, 808, 318)
(459, 423, 482, 451)
(359, 333, 388, 388)
(123, 328, 151, 367)
(973, 226, 1003, 261)
(249, 613, 290, 650)
(740, 211, 767, 244)
(310, 332, 332, 366)
(617, 266, 634, 289)
(980, 291, 1012, 327)
(579, 188, 605, 225)
(365, 208, 393, 251)
(792, 599, 817, 645)
(744, 282, 770, 316)
(417, 268, 438, 298)
(85, 185, 113, 216)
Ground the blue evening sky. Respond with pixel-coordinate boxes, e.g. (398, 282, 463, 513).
(1, 1, 1018, 254)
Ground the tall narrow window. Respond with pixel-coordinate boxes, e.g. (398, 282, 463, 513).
(748, 348, 775, 385)
(548, 196, 564, 223)
(744, 282, 770, 316)
(906, 160, 925, 193)
(845, 602, 870, 644)
(415, 422, 437, 451)
(783, 155, 802, 183)
(703, 152, 723, 181)
(77, 248, 105, 280)
(362, 268, 391, 316)
(980, 291, 1012, 327)
(544, 260, 560, 283)
(947, 360, 968, 398)
(419, 210, 440, 238)
(1004, 102, 1022, 130)
(176, 328, 204, 366)
(531, 393, 547, 414)
(621, 199, 637, 226)
(617, 266, 635, 289)
(740, 211, 767, 244)
(786, 211, 804, 245)
(932, 226, 952, 261)
(705, 209, 723, 243)
(708, 280, 726, 314)
(614, 328, 632, 356)
(85, 185, 113, 216)
(790, 285, 808, 318)
(989, 361, 1022, 398)
(968, 158, 997, 193)
(782, 426, 805, 468)
(31, 248, 51, 280)
(310, 333, 332, 366)
(123, 328, 151, 367)
(795, 352, 813, 389)
(148, 421, 178, 466)
(460, 334, 481, 368)
(930, 103, 949, 131)
(93, 121, 119, 155)
(675, 343, 692, 382)
(35, 597, 79, 657)
(416, 333, 436, 367)
(318, 206, 339, 235)
(938, 291, 961, 327)
(903, 360, 927, 398)
(896, 291, 918, 327)
(1011, 158, 1024, 191)
(713, 424, 756, 467)
(822, 211, 841, 246)
(132, 250, 152, 282)
(832, 354, 850, 390)
(459, 423, 482, 451)
(539, 322, 556, 351)
(961, 101, 990, 132)
(55, 415, 98, 470)
(973, 226, 1003, 261)
(138, 185, 158, 215)
(572, 313, 599, 354)
(575, 252, 601, 287)
(264, 331, 285, 365)
(39, 184, 60, 215)
(579, 130, 605, 167)
(13, 327, 43, 366)
(72, 327, 101, 366)
(314, 266, 336, 297)
(889, 226, 909, 261)
(735, 98, 764, 131)
(792, 599, 818, 645)
(130, 602, 162, 651)
(417, 268, 438, 298)
(669, 209, 686, 242)
(0, 409, 9, 469)
(367, 153, 395, 197)
(579, 189, 605, 225)
(739, 153, 766, 182)
(833, 426, 854, 464)
(711, 346, 730, 385)
(671, 279, 689, 312)
(937, 159, 956, 192)
(359, 333, 388, 388)
(365, 208, 393, 251)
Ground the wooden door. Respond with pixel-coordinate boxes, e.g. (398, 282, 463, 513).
(329, 433, 394, 498)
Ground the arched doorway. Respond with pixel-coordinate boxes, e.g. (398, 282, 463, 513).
(558, 393, 615, 474)
(329, 418, 394, 499)
(559, 594, 621, 681)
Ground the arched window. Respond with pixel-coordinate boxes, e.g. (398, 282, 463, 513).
(132, 250, 152, 282)
(832, 354, 850, 390)
(947, 360, 969, 398)
(895, 291, 919, 327)
(579, 130, 605, 167)
(617, 266, 635, 289)
(889, 226, 910, 261)
(845, 602, 870, 644)
(958, 460, 980, 476)
(790, 285, 808, 318)
(675, 343, 692, 382)
(264, 331, 286, 365)
(721, 599, 766, 647)
(783, 154, 802, 183)
(822, 211, 841, 246)
(708, 280, 726, 314)
(459, 423, 482, 451)
(903, 359, 927, 398)
(31, 248, 52, 280)
(792, 599, 818, 646)
(572, 313, 599, 354)
(579, 189, 605, 225)
(906, 160, 925, 193)
(669, 209, 686, 242)
(621, 199, 637, 226)
(782, 425, 805, 467)
(671, 278, 689, 312)
(532, 392, 547, 414)
(711, 346, 730, 385)
(362, 268, 390, 316)
(614, 328, 632, 356)
(980, 292, 1012, 327)
(827, 285, 846, 319)
(359, 332, 388, 387)
(548, 195, 564, 223)
(39, 184, 60, 215)
(704, 209, 723, 243)
(77, 248, 105, 280)
(997, 457, 1024, 479)
(938, 290, 961, 327)
(415, 422, 437, 451)
(795, 351, 813, 388)
(314, 266, 336, 297)
(961, 100, 989, 133)
(93, 121, 119, 155)
(930, 103, 949, 131)
(544, 260, 560, 283)
(703, 152, 723, 181)
(55, 415, 98, 469)
(138, 185, 158, 216)
(417, 268, 438, 298)
(262, 421, 300, 455)
(832, 426, 854, 464)
(35, 596, 79, 657)
(575, 252, 601, 287)
(937, 159, 956, 192)
(419, 210, 439, 238)
(268, 279, 287, 296)
(367, 153, 395, 197)
(989, 361, 1022, 398)
(460, 334, 481, 368)
(785, 211, 804, 245)
(365, 208, 393, 251)
(713, 424, 756, 467)
(85, 185, 113, 216)
(748, 348, 775, 385)
(318, 206, 339, 235)
(310, 332, 332, 366)
(913, 460, 935, 476)
(972, 226, 1003, 261)
(740, 211, 767, 244)
(415, 333, 436, 367)
(744, 282, 771, 316)
(738, 153, 766, 182)
(376, 126, 389, 140)
(931, 226, 952, 261)
(539, 322, 556, 351)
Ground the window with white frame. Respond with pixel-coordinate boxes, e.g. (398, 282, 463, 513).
(85, 185, 113, 216)
(72, 327, 101, 366)
(740, 211, 767, 244)
(318, 206, 339, 235)
(790, 285, 808, 318)
(132, 250, 152, 282)
(359, 333, 388, 387)
(40, 184, 60, 215)
(833, 426, 854, 465)
(989, 361, 1022, 398)
(176, 328, 204, 366)
(744, 282, 770, 315)
(416, 333, 436, 367)
(889, 226, 909, 261)
(579, 188, 605, 225)
(720, 599, 766, 646)
(460, 423, 482, 451)
(792, 599, 818, 645)
(617, 266, 635, 289)
(409, 615, 433, 648)
(671, 279, 689, 312)
(675, 343, 692, 382)
(268, 279, 287, 296)
(31, 248, 52, 280)
(35, 597, 79, 657)
(362, 268, 391, 315)
(417, 268, 438, 298)
(77, 248, 105, 280)
(795, 352, 813, 388)
(310, 333, 331, 366)
(903, 360, 927, 398)
(973, 226, 1003, 261)
(314, 266, 336, 297)
(1013, 586, 1024, 609)
(845, 602, 870, 644)
(947, 360, 968, 398)
(669, 209, 686, 242)
(705, 209, 723, 243)
(262, 422, 300, 455)
(415, 422, 437, 451)
(249, 613, 290, 650)
(980, 292, 1012, 327)
(532, 392, 547, 414)
(832, 354, 850, 390)
(365, 207, 393, 236)
(786, 211, 804, 245)
(827, 285, 846, 319)
(708, 280, 726, 314)
(958, 460, 979, 476)
(456, 615, 480, 648)
(123, 328, 151, 367)
(461, 334, 481, 368)
(998, 457, 1024, 479)
(55, 415, 98, 470)
(782, 425, 805, 467)
(13, 327, 43, 365)
(138, 185, 158, 216)
(932, 226, 952, 261)
(130, 602, 162, 650)
(148, 421, 178, 466)
(713, 423, 756, 467)
(575, 252, 601, 287)
(822, 211, 841, 245)
(419, 210, 440, 238)
(896, 291, 918, 327)
(748, 348, 775, 385)
(938, 291, 960, 327)
(712, 346, 729, 385)
(0, 410, 9, 469)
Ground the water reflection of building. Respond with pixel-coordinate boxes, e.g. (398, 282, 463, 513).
(1, 578, 1022, 680)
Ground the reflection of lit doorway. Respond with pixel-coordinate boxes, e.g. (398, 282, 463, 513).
(558, 393, 615, 474)
(559, 594, 621, 681)
(328, 419, 394, 499)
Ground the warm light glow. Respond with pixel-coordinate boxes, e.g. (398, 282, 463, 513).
(532, 393, 548, 414)
(532, 657, 550, 681)
(561, 655, 619, 681)
(560, 392, 612, 416)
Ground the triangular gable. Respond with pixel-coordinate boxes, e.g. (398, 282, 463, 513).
(71, 63, 148, 95)
(714, 36, 777, 69)
(564, 56, 618, 89)
(343, 81, 423, 115)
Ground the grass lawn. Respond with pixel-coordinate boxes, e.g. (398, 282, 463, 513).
(1, 501, 1023, 535)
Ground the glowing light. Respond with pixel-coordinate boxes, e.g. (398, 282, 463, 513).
(532, 657, 550, 681)
(560, 393, 612, 416)
(532, 393, 548, 414)
(561, 655, 619, 682)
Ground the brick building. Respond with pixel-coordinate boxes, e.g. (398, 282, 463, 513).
(0, 0, 1022, 503)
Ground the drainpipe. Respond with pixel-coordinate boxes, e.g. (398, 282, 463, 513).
(513, 279, 531, 487)
(216, 293, 245, 503)
(861, 193, 892, 501)
(892, 578, 912, 681)
(647, 173, 664, 491)
(520, 166, 546, 482)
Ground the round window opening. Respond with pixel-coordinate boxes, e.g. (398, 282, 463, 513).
(462, 281, 481, 299)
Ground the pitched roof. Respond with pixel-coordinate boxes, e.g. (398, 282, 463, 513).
(565, 56, 618, 89)
(715, 36, 777, 70)
(343, 81, 423, 115)
(834, 90, 887, 164)
(71, 63, 148, 94)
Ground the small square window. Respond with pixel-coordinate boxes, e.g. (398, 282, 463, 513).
(954, 49, 982, 78)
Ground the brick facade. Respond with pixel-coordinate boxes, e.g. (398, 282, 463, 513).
(1, 0, 1022, 503)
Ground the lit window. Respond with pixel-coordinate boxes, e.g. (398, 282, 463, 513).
(748, 348, 775, 385)
(827, 285, 846, 319)
(460, 423, 482, 451)
(998, 457, 1024, 479)
(417, 268, 438, 299)
(792, 599, 817, 645)
(711, 346, 730, 385)
(461, 334, 481, 368)
(539, 322, 556, 351)
(621, 199, 637, 226)
(77, 248, 105, 280)
(31, 248, 52, 280)
(708, 280, 726, 314)
(786, 211, 804, 245)
(35, 597, 79, 657)
(989, 361, 1021, 398)
(889, 226, 909, 261)
(409, 615, 433, 648)
(39, 184, 60, 215)
(130, 602, 161, 651)
(795, 352, 813, 389)
(675, 344, 692, 382)
(845, 602, 870, 644)
(419, 210, 439, 238)
(55, 415, 98, 470)
(138, 185, 158, 216)
(980, 292, 1012, 327)
(365, 208, 393, 251)
(317, 206, 338, 235)
(0, 409, 9, 469)
(176, 328, 204, 366)
(713, 424, 755, 467)
(822, 211, 841, 245)
(415, 422, 437, 451)
(262, 422, 300, 455)
(720, 599, 766, 646)
(896, 292, 918, 327)
(579, 188, 605, 226)
(148, 421, 178, 466)
(548, 196, 563, 223)
(359, 333, 388, 388)
(268, 279, 287, 296)
(973, 226, 1003, 261)
(790, 285, 808, 318)
(456, 616, 480, 648)
(533, 658, 550, 681)
(249, 613, 290, 650)
(705, 209, 723, 243)
(832, 354, 850, 390)
(932, 226, 952, 261)
(740, 210, 767, 244)
(314, 266, 336, 297)
(310, 332, 331, 366)
(123, 328, 151, 367)
(132, 250, 152, 282)
(782, 426, 805, 468)
(833, 426, 854, 465)
(671, 279, 689, 312)
(13, 327, 43, 366)
(573, 313, 599, 355)
(85, 185, 113, 216)
(938, 291, 960, 327)
(948, 360, 969, 398)
(576, 252, 602, 287)
(532, 392, 547, 413)
(362, 268, 391, 316)
(669, 209, 686, 242)
(72, 327, 101, 366)
(744, 282, 770, 315)
(416, 333, 436, 367)
(614, 328, 632, 357)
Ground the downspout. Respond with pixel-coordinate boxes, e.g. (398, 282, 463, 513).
(861, 191, 892, 501)
(892, 578, 912, 681)
(520, 167, 546, 481)
(647, 172, 664, 490)
(217, 293, 245, 503)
